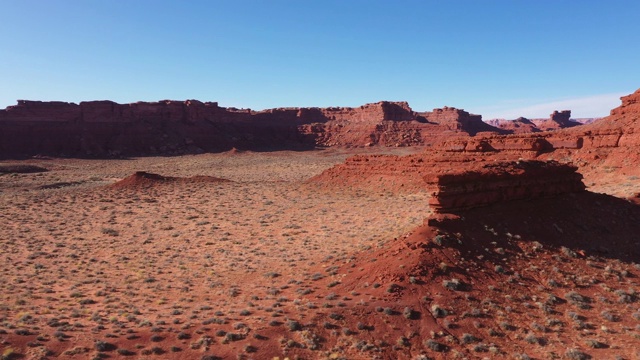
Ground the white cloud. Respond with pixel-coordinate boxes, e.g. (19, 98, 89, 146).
(479, 92, 627, 120)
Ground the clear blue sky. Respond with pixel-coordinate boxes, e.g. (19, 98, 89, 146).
(1, 0, 638, 119)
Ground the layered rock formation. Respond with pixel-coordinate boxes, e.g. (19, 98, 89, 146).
(308, 153, 587, 212)
(426, 160, 586, 212)
(485, 110, 582, 134)
(531, 110, 582, 131)
(485, 117, 541, 134)
(0, 99, 502, 157)
(438, 89, 640, 155)
(2, 88, 638, 159)
(310, 88, 640, 212)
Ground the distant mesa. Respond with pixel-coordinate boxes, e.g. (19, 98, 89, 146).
(485, 110, 584, 133)
(0, 98, 517, 158)
(2, 88, 639, 158)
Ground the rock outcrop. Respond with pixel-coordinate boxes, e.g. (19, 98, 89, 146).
(485, 117, 541, 134)
(486, 110, 583, 133)
(417, 106, 505, 135)
(309, 154, 586, 212)
(426, 160, 586, 212)
(531, 110, 582, 131)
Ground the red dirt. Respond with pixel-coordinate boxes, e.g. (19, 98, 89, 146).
(306, 191, 640, 359)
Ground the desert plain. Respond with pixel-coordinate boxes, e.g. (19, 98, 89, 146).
(1, 90, 640, 359)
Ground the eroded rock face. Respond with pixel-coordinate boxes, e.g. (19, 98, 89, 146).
(486, 110, 582, 134)
(531, 110, 582, 131)
(0, 99, 504, 157)
(309, 154, 586, 212)
(426, 160, 586, 212)
(485, 117, 542, 134)
(435, 89, 640, 155)
(2, 88, 638, 158)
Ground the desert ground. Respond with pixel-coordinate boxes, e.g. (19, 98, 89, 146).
(0, 148, 429, 359)
(1, 147, 639, 360)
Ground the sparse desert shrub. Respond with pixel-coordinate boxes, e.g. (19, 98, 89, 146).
(403, 307, 417, 320)
(473, 343, 488, 352)
(396, 336, 410, 347)
(500, 322, 515, 331)
(116, 348, 135, 356)
(460, 333, 480, 344)
(585, 339, 606, 349)
(614, 289, 633, 303)
(424, 339, 446, 352)
(223, 332, 243, 343)
(201, 356, 221, 360)
(565, 291, 590, 308)
(150, 334, 163, 342)
(94, 340, 115, 352)
(287, 320, 302, 331)
(432, 235, 447, 246)
(386, 283, 401, 293)
(601, 310, 619, 322)
(431, 304, 447, 318)
(524, 334, 539, 345)
(561, 246, 577, 258)
(565, 348, 590, 360)
(442, 278, 462, 291)
(101, 228, 119, 237)
(547, 279, 561, 287)
(514, 353, 532, 360)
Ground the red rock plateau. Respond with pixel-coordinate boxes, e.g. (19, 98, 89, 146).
(0, 89, 639, 360)
(0, 99, 510, 157)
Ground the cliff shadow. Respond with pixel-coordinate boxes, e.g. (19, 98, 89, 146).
(429, 191, 640, 264)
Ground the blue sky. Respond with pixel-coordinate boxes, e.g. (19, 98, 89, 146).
(1, 1, 638, 119)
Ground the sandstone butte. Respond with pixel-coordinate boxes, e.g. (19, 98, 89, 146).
(0, 97, 585, 158)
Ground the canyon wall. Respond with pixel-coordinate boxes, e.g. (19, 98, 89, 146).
(0, 100, 500, 157)
(1, 88, 638, 158)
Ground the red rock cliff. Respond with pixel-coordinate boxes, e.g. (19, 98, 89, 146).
(426, 160, 586, 212)
(0, 99, 503, 157)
